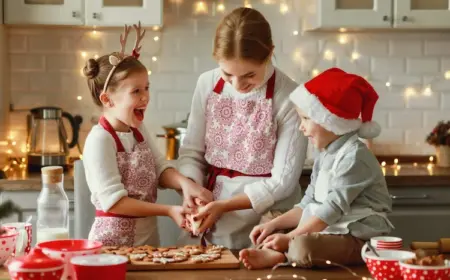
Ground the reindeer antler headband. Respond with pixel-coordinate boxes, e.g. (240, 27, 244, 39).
(103, 21, 146, 93)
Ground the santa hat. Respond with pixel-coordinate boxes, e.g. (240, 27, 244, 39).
(289, 67, 381, 139)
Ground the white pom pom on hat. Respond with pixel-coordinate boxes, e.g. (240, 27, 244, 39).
(289, 67, 381, 139)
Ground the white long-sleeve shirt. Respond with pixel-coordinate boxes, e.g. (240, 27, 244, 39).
(178, 66, 309, 214)
(83, 124, 174, 212)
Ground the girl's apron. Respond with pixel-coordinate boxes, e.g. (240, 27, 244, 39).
(299, 134, 394, 235)
(88, 116, 159, 247)
(180, 72, 291, 249)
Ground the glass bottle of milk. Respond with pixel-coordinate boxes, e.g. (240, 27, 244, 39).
(36, 166, 70, 244)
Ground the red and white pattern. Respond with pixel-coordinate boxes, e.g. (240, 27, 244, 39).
(366, 258, 402, 280)
(9, 269, 64, 280)
(212, 182, 223, 201)
(90, 121, 158, 248)
(205, 94, 277, 176)
(0, 229, 17, 265)
(400, 263, 450, 280)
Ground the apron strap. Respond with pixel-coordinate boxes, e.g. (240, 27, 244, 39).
(213, 78, 225, 94)
(331, 134, 359, 172)
(99, 116, 126, 152)
(206, 166, 271, 191)
(130, 127, 145, 143)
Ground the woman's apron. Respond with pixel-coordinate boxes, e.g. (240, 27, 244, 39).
(299, 134, 394, 235)
(179, 72, 296, 249)
(88, 116, 159, 247)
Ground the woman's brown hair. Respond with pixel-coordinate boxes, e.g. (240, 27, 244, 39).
(83, 53, 147, 106)
(213, 7, 273, 64)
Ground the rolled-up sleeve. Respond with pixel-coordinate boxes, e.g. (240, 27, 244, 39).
(314, 156, 374, 225)
(244, 102, 308, 214)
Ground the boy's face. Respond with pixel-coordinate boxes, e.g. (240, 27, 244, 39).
(295, 107, 338, 150)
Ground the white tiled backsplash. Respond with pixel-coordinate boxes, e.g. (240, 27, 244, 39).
(5, 0, 450, 158)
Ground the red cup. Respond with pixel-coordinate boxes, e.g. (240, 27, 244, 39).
(70, 254, 128, 280)
(3, 222, 32, 256)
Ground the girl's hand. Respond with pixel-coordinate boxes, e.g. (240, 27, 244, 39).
(192, 200, 226, 233)
(180, 178, 213, 208)
(168, 205, 192, 232)
(250, 221, 277, 246)
(262, 233, 291, 252)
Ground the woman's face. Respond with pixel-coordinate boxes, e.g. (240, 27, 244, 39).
(218, 58, 268, 93)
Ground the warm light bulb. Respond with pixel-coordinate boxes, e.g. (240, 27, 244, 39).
(152, 56, 158, 62)
(413, 162, 418, 167)
(154, 36, 160, 41)
(147, 70, 152, 75)
(81, 51, 87, 58)
(385, 81, 391, 87)
(280, 3, 289, 14)
(381, 161, 386, 167)
(94, 54, 99, 59)
(312, 69, 320, 77)
(194, 1, 208, 14)
(323, 50, 334, 60)
(263, 0, 274, 4)
(351, 51, 360, 61)
(293, 30, 299, 36)
(396, 165, 401, 170)
(423, 87, 432, 96)
(244, 1, 252, 8)
(405, 87, 416, 97)
(12, 141, 16, 146)
(394, 158, 399, 164)
(77, 96, 82, 101)
(339, 28, 347, 32)
(92, 30, 97, 35)
(445, 70, 450, 80)
(7, 149, 12, 154)
(429, 156, 434, 162)
(338, 34, 348, 44)
(293, 50, 302, 62)
(152, 26, 160, 31)
(217, 3, 225, 12)
(427, 163, 433, 170)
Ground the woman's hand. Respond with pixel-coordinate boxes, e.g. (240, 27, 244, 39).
(180, 178, 213, 208)
(192, 200, 226, 233)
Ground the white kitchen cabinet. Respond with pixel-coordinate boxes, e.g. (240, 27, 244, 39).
(4, 0, 163, 27)
(394, 0, 450, 28)
(84, 0, 162, 27)
(4, 0, 84, 25)
(303, 0, 450, 30)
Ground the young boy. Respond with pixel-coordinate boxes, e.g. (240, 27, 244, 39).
(239, 67, 394, 269)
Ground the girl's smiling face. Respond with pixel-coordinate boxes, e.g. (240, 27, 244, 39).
(103, 70, 150, 131)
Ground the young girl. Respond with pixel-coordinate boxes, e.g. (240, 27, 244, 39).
(240, 67, 394, 269)
(82, 23, 212, 247)
(177, 7, 309, 249)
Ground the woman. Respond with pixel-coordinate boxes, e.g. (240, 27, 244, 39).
(178, 7, 308, 249)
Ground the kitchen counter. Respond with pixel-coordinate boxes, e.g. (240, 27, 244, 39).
(300, 164, 450, 187)
(0, 264, 371, 280)
(0, 167, 74, 191)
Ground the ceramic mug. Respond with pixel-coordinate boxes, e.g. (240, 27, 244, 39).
(3, 222, 32, 256)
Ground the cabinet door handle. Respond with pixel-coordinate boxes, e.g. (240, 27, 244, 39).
(72, 11, 77, 18)
(93, 13, 99, 19)
(402, 16, 409, 22)
(390, 194, 429, 200)
(383, 15, 389, 21)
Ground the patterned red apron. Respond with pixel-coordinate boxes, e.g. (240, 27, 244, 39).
(88, 116, 159, 247)
(193, 72, 278, 248)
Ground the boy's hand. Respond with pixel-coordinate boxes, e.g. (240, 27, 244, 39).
(250, 221, 277, 245)
(168, 205, 192, 232)
(193, 200, 226, 233)
(262, 233, 291, 252)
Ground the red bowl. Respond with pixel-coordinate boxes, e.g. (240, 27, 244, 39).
(399, 259, 450, 280)
(362, 248, 415, 280)
(70, 254, 128, 280)
(37, 239, 102, 280)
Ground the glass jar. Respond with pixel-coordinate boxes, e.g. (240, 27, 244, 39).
(36, 166, 70, 244)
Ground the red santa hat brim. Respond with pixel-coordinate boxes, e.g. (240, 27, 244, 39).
(289, 84, 362, 135)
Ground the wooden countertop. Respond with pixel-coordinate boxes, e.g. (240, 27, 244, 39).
(0, 264, 371, 280)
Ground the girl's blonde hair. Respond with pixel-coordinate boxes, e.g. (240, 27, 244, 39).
(83, 53, 146, 106)
(213, 7, 273, 64)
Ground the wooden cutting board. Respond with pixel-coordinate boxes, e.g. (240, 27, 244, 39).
(127, 249, 240, 271)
